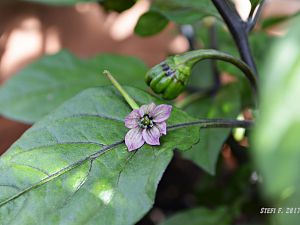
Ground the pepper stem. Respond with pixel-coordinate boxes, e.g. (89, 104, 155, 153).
(178, 49, 258, 93)
(103, 70, 140, 110)
(176, 49, 258, 106)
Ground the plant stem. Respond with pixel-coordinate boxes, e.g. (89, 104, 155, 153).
(178, 49, 258, 95)
(211, 0, 258, 75)
(103, 70, 139, 110)
(180, 24, 197, 51)
(209, 24, 221, 94)
(168, 119, 253, 130)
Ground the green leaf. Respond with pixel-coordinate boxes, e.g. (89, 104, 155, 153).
(261, 12, 300, 29)
(252, 17, 300, 224)
(250, 0, 261, 7)
(151, 0, 219, 25)
(0, 86, 200, 225)
(182, 85, 241, 175)
(0, 50, 148, 123)
(25, 0, 102, 5)
(100, 0, 136, 13)
(159, 207, 231, 225)
(135, 11, 169, 37)
(249, 0, 261, 15)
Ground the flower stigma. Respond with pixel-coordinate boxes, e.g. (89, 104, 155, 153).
(138, 114, 154, 129)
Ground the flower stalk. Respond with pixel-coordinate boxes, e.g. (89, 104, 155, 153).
(145, 49, 257, 101)
(103, 70, 140, 110)
(177, 49, 258, 93)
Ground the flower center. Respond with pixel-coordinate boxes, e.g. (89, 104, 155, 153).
(138, 114, 154, 129)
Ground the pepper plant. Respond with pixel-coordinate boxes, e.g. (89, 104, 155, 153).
(0, 0, 299, 225)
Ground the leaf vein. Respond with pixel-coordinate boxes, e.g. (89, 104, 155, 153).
(0, 140, 124, 208)
(60, 160, 94, 209)
(0, 184, 21, 191)
(10, 163, 51, 176)
(116, 151, 137, 187)
(10, 141, 104, 158)
(66, 114, 124, 124)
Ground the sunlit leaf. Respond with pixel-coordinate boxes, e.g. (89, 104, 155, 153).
(151, 0, 219, 25)
(0, 50, 148, 123)
(135, 11, 169, 36)
(0, 86, 200, 225)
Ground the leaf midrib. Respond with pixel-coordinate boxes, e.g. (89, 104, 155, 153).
(0, 118, 194, 209)
(0, 140, 124, 208)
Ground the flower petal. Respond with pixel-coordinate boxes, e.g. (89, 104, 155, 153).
(125, 128, 144, 151)
(139, 102, 156, 117)
(155, 122, 167, 135)
(125, 109, 140, 128)
(142, 126, 160, 146)
(151, 104, 172, 123)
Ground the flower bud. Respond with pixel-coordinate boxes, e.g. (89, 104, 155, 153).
(145, 55, 191, 100)
(145, 49, 257, 101)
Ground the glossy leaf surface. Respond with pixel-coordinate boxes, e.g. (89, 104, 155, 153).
(0, 86, 200, 225)
(0, 50, 148, 123)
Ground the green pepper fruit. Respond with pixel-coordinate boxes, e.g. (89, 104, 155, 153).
(145, 55, 191, 100)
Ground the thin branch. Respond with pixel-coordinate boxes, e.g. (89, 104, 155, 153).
(180, 24, 197, 51)
(168, 119, 253, 130)
(211, 0, 258, 75)
(209, 24, 221, 93)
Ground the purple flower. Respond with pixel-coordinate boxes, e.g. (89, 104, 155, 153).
(124, 103, 172, 151)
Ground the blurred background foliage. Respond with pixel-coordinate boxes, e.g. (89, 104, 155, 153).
(0, 0, 299, 225)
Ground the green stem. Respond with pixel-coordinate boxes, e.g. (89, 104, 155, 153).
(168, 118, 253, 130)
(176, 49, 258, 97)
(103, 70, 139, 110)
